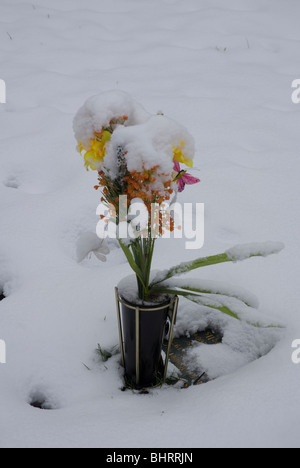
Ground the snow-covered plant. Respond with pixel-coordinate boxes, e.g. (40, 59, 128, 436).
(74, 91, 284, 326)
(149, 242, 284, 327)
(74, 91, 199, 300)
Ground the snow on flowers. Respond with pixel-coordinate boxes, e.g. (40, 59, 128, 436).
(73, 90, 200, 224)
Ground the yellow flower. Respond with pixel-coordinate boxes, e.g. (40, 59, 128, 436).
(173, 140, 193, 168)
(79, 131, 111, 171)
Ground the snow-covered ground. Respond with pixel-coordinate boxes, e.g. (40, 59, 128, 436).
(0, 0, 300, 448)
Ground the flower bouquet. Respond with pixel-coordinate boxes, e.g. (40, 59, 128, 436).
(74, 91, 284, 388)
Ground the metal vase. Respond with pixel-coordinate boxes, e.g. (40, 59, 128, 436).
(115, 288, 178, 389)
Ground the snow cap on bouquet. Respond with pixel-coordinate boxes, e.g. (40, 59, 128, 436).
(73, 90, 197, 192)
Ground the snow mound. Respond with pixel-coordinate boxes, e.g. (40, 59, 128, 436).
(176, 299, 284, 380)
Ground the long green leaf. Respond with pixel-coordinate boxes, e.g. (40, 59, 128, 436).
(187, 295, 284, 328)
(151, 253, 229, 286)
(157, 280, 258, 308)
(152, 287, 284, 328)
(153, 286, 241, 319)
(150, 242, 284, 286)
(186, 294, 240, 320)
(118, 240, 146, 291)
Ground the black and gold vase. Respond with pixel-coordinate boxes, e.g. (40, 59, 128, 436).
(115, 288, 179, 389)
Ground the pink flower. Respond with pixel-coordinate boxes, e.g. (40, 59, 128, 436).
(173, 161, 200, 193)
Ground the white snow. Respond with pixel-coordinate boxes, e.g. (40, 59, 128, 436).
(175, 301, 283, 380)
(76, 232, 110, 263)
(73, 90, 150, 148)
(118, 274, 169, 305)
(226, 241, 285, 262)
(0, 0, 300, 449)
(74, 91, 195, 187)
(105, 114, 195, 177)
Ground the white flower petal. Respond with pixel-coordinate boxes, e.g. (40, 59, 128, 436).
(76, 232, 107, 263)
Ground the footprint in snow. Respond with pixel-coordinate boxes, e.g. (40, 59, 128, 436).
(28, 388, 60, 411)
(3, 176, 20, 189)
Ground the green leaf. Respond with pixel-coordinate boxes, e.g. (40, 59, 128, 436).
(97, 344, 112, 362)
(186, 294, 240, 320)
(152, 287, 240, 320)
(150, 242, 284, 287)
(151, 287, 284, 328)
(118, 240, 146, 291)
(151, 253, 229, 286)
(157, 280, 257, 308)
